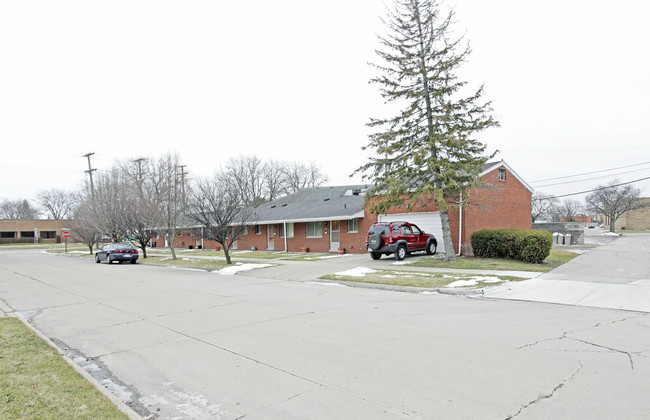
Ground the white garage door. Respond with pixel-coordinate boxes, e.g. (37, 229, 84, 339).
(378, 212, 445, 253)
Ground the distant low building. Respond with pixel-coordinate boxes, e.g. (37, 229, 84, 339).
(0, 219, 74, 244)
(613, 197, 650, 231)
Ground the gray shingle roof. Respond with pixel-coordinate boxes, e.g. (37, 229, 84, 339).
(250, 185, 372, 224)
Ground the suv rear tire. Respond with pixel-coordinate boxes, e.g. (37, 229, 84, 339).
(370, 252, 381, 260)
(395, 245, 407, 261)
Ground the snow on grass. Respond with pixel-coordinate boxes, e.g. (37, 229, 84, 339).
(446, 276, 503, 288)
(332, 267, 378, 277)
(214, 263, 273, 275)
(391, 260, 414, 265)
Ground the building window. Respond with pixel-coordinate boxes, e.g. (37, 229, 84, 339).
(348, 218, 358, 233)
(41, 231, 56, 239)
(0, 231, 16, 238)
(279, 223, 294, 238)
(255, 225, 262, 235)
(498, 169, 506, 180)
(242, 226, 249, 236)
(306, 222, 322, 238)
(20, 231, 35, 238)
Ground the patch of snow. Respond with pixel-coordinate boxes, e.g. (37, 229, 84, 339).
(306, 281, 349, 287)
(82, 363, 101, 372)
(602, 232, 621, 236)
(446, 279, 479, 288)
(214, 263, 272, 275)
(391, 260, 414, 265)
(446, 276, 503, 288)
(170, 266, 206, 272)
(140, 386, 222, 419)
(100, 378, 133, 403)
(333, 267, 378, 277)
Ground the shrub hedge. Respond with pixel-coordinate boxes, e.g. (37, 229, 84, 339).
(470, 229, 553, 264)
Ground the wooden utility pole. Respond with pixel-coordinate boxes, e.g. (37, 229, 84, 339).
(83, 152, 97, 199)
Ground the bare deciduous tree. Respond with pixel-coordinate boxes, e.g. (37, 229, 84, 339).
(90, 169, 131, 242)
(282, 161, 328, 195)
(72, 198, 101, 254)
(0, 198, 40, 219)
(151, 152, 188, 260)
(36, 188, 77, 220)
(225, 156, 267, 205)
(187, 173, 254, 264)
(531, 192, 558, 222)
(586, 180, 645, 232)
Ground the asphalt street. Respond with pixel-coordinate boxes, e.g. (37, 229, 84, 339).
(0, 243, 649, 419)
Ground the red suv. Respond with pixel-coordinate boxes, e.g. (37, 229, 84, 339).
(366, 221, 437, 260)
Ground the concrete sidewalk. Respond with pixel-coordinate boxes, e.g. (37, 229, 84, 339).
(484, 233, 650, 313)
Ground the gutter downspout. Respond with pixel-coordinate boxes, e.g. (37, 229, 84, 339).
(201, 226, 204, 250)
(283, 222, 288, 252)
(457, 194, 463, 256)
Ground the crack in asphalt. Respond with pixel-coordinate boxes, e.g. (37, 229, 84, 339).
(568, 338, 635, 370)
(506, 361, 583, 419)
(518, 314, 644, 369)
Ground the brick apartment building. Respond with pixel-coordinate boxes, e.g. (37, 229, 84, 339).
(161, 160, 533, 256)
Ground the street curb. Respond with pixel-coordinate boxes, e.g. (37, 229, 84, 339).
(12, 316, 143, 420)
(308, 279, 484, 295)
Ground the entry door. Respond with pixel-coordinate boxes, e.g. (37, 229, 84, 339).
(330, 220, 340, 251)
(267, 224, 274, 250)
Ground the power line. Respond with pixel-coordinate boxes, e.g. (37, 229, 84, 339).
(529, 161, 650, 184)
(546, 176, 650, 199)
(533, 166, 650, 188)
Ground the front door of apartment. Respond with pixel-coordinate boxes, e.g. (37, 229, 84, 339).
(330, 220, 340, 252)
(267, 224, 274, 250)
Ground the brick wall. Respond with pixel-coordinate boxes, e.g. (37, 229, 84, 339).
(461, 166, 532, 255)
(0, 219, 75, 243)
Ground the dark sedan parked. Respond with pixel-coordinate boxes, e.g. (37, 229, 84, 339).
(95, 243, 139, 264)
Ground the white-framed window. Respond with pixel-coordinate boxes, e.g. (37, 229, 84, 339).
(348, 218, 358, 233)
(279, 223, 294, 238)
(255, 225, 262, 235)
(242, 226, 249, 236)
(306, 221, 322, 238)
(498, 169, 506, 180)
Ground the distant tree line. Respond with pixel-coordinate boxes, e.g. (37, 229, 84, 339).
(1, 153, 327, 262)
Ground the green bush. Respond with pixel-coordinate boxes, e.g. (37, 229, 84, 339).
(471, 229, 552, 264)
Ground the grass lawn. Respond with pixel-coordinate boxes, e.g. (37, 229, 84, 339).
(0, 318, 128, 420)
(321, 268, 525, 288)
(408, 249, 579, 273)
(141, 255, 233, 270)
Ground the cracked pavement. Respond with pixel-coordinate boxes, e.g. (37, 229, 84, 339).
(1, 248, 650, 419)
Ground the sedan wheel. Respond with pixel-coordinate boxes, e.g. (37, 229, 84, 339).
(95, 254, 101, 264)
(107, 255, 113, 264)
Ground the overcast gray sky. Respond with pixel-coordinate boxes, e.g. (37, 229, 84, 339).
(2, 0, 649, 203)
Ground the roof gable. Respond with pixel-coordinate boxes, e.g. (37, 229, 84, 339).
(481, 160, 534, 193)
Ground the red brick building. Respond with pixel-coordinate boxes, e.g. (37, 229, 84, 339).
(165, 160, 532, 256)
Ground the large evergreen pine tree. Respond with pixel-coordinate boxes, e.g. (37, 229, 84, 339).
(356, 0, 499, 260)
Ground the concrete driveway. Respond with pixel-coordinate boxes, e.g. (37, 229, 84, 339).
(2, 247, 650, 419)
(484, 231, 650, 312)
